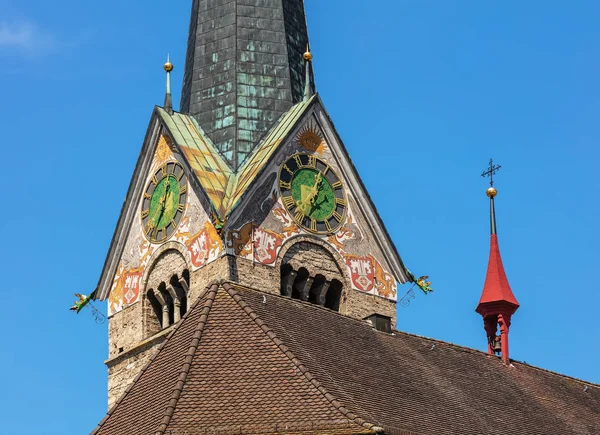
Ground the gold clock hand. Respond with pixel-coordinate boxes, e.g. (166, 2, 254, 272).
(155, 180, 171, 227)
(298, 173, 323, 214)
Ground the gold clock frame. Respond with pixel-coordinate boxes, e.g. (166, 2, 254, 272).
(140, 161, 188, 244)
(278, 153, 347, 235)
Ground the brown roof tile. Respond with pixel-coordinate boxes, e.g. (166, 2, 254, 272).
(92, 284, 373, 435)
(93, 283, 600, 435)
(235, 286, 600, 435)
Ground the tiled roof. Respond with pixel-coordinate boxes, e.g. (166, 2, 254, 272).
(157, 95, 316, 220)
(92, 284, 376, 435)
(93, 284, 600, 435)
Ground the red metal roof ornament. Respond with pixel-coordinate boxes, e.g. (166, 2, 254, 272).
(476, 160, 519, 363)
(476, 234, 520, 314)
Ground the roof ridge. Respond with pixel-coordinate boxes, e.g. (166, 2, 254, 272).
(90, 284, 219, 435)
(155, 284, 219, 434)
(221, 282, 382, 434)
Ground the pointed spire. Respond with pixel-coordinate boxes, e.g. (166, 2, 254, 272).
(180, 2, 312, 169)
(163, 54, 174, 115)
(303, 44, 313, 101)
(477, 161, 519, 364)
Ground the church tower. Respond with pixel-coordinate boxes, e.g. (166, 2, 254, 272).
(92, 0, 413, 408)
(476, 162, 520, 364)
(89, 5, 600, 435)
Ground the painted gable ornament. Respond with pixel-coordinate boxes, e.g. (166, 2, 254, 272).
(296, 121, 324, 153)
(123, 270, 143, 305)
(346, 255, 375, 292)
(253, 227, 284, 265)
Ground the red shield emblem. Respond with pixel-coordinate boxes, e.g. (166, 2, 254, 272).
(346, 256, 375, 292)
(123, 271, 142, 305)
(253, 227, 283, 265)
(188, 230, 210, 268)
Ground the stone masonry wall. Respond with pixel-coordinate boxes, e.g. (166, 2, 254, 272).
(281, 241, 345, 284)
(106, 328, 171, 409)
(106, 240, 397, 409)
(342, 291, 397, 329)
(108, 302, 143, 360)
(145, 250, 187, 294)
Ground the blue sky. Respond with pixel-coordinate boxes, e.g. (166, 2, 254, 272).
(1, 0, 599, 433)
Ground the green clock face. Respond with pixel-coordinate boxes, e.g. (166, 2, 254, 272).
(141, 161, 188, 243)
(279, 153, 347, 234)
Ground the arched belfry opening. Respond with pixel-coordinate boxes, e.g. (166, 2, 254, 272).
(144, 249, 191, 337)
(325, 279, 343, 311)
(279, 241, 345, 312)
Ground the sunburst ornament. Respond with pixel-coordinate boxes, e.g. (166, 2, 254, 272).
(296, 123, 324, 152)
(155, 135, 174, 164)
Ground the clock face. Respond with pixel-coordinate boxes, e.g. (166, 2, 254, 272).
(141, 161, 188, 243)
(279, 153, 347, 234)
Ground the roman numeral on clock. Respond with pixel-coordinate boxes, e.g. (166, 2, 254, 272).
(282, 164, 294, 176)
(295, 210, 306, 223)
(282, 196, 296, 209)
(294, 155, 303, 168)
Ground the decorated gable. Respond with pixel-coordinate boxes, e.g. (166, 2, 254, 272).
(99, 96, 411, 315)
(107, 131, 222, 316)
(224, 100, 409, 301)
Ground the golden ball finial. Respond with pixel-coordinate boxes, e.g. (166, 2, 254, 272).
(486, 187, 498, 198)
(164, 61, 174, 72)
(304, 45, 313, 61)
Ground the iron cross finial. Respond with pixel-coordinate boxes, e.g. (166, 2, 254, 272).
(481, 158, 501, 187)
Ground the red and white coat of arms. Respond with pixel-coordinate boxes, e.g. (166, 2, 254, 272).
(346, 256, 375, 292)
(188, 230, 210, 268)
(253, 227, 283, 265)
(123, 271, 143, 305)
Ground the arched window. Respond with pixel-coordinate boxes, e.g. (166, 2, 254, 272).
(280, 264, 295, 297)
(279, 263, 343, 312)
(144, 251, 191, 338)
(309, 274, 327, 305)
(292, 268, 309, 300)
(325, 279, 342, 311)
(157, 282, 174, 326)
(169, 274, 188, 322)
(147, 289, 163, 335)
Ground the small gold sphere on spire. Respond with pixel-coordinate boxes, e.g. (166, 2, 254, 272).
(486, 187, 498, 198)
(164, 60, 174, 72)
(304, 45, 313, 61)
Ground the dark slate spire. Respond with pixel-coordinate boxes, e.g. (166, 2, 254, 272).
(180, 0, 314, 170)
